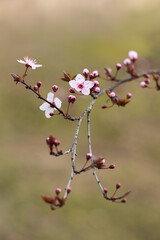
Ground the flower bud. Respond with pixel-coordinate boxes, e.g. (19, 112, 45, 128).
(121, 198, 127, 203)
(101, 104, 107, 109)
(116, 183, 121, 189)
(92, 70, 99, 77)
(54, 140, 61, 146)
(128, 50, 138, 61)
(116, 63, 122, 70)
(103, 187, 108, 194)
(69, 88, 75, 93)
(86, 153, 92, 161)
(34, 85, 39, 92)
(67, 187, 72, 194)
(56, 188, 62, 195)
(50, 205, 56, 210)
(109, 164, 115, 169)
(109, 92, 116, 98)
(123, 58, 131, 66)
(68, 95, 76, 103)
(94, 87, 100, 93)
(89, 73, 94, 80)
(126, 93, 132, 99)
(93, 80, 99, 87)
(140, 81, 147, 88)
(52, 85, 58, 92)
(145, 79, 151, 84)
(83, 68, 89, 78)
(37, 81, 42, 88)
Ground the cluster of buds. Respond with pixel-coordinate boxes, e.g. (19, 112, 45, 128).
(101, 90, 131, 109)
(75, 154, 115, 174)
(41, 187, 71, 211)
(46, 135, 62, 156)
(103, 183, 130, 203)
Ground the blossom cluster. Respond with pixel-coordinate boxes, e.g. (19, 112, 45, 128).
(12, 51, 160, 211)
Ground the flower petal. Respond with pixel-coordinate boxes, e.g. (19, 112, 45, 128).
(17, 60, 26, 64)
(84, 81, 94, 89)
(47, 92, 54, 102)
(75, 74, 85, 83)
(40, 102, 49, 111)
(45, 108, 54, 118)
(54, 97, 62, 109)
(69, 80, 77, 88)
(82, 88, 90, 95)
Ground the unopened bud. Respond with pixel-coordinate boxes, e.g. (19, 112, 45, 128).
(92, 70, 99, 77)
(109, 164, 115, 169)
(126, 93, 132, 99)
(128, 50, 138, 62)
(83, 68, 90, 78)
(54, 140, 60, 146)
(69, 88, 75, 93)
(101, 104, 107, 109)
(116, 63, 122, 70)
(140, 81, 147, 88)
(109, 92, 116, 98)
(86, 153, 92, 161)
(56, 188, 62, 195)
(116, 183, 121, 189)
(50, 205, 56, 210)
(145, 79, 151, 84)
(103, 187, 108, 194)
(93, 80, 99, 87)
(67, 187, 72, 194)
(121, 198, 127, 203)
(37, 81, 42, 88)
(34, 85, 39, 91)
(52, 85, 58, 92)
(68, 95, 76, 103)
(94, 87, 100, 93)
(123, 58, 131, 66)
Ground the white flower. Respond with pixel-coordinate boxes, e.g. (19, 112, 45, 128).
(39, 92, 62, 118)
(69, 74, 94, 95)
(128, 51, 138, 61)
(17, 56, 42, 69)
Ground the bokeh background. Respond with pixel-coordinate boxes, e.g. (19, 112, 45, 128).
(0, 0, 160, 239)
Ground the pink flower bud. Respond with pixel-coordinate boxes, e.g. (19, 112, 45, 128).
(143, 73, 150, 78)
(56, 188, 62, 195)
(34, 85, 39, 91)
(37, 81, 42, 88)
(92, 70, 99, 77)
(52, 85, 58, 92)
(116, 63, 122, 70)
(46, 137, 50, 145)
(94, 87, 100, 93)
(67, 187, 72, 194)
(145, 79, 151, 84)
(121, 199, 127, 203)
(68, 95, 76, 103)
(123, 58, 131, 66)
(109, 164, 115, 169)
(103, 187, 108, 194)
(50, 205, 56, 210)
(86, 153, 92, 161)
(128, 50, 138, 61)
(126, 92, 132, 99)
(101, 104, 107, 109)
(89, 73, 94, 80)
(116, 183, 121, 189)
(109, 92, 116, 98)
(93, 80, 99, 87)
(69, 88, 75, 93)
(54, 140, 61, 146)
(83, 68, 89, 78)
(140, 81, 147, 88)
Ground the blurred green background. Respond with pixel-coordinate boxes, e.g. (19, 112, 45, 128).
(0, 0, 160, 239)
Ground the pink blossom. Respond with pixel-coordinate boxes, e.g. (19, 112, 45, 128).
(109, 92, 116, 98)
(69, 74, 94, 95)
(39, 92, 62, 118)
(83, 68, 90, 77)
(17, 56, 42, 69)
(128, 50, 138, 61)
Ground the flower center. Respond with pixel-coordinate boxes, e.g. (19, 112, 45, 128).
(78, 83, 84, 89)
